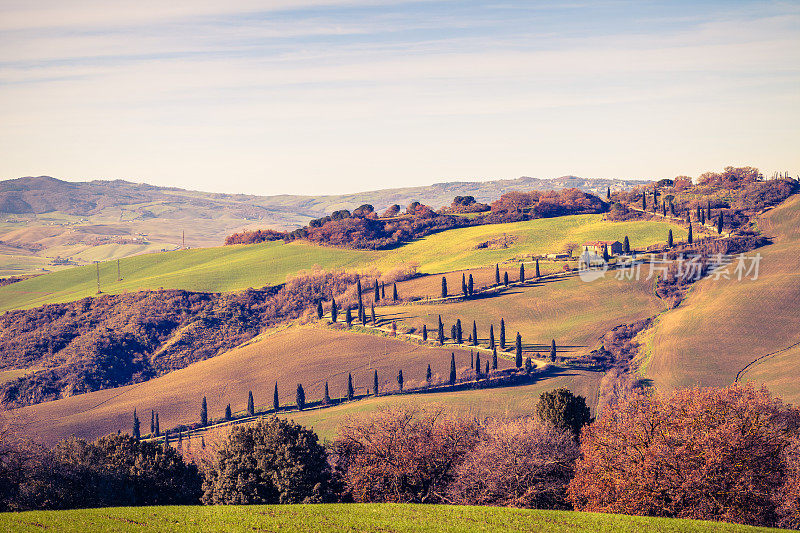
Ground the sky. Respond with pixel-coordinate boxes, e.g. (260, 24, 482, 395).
(0, 0, 798, 196)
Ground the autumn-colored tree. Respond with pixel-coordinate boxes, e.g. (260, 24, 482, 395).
(568, 384, 800, 527)
(333, 408, 481, 503)
(447, 418, 579, 509)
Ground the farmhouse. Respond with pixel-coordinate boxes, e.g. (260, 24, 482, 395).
(582, 240, 622, 256)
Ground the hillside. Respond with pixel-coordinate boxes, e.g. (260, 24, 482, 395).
(0, 214, 685, 312)
(0, 504, 784, 532)
(643, 194, 800, 403)
(0, 175, 646, 276)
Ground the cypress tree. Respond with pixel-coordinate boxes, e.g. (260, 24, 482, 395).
(163, 434, 169, 451)
(519, 263, 525, 283)
(451, 324, 457, 342)
(503, 271, 509, 286)
(472, 321, 478, 346)
(468, 274, 474, 296)
(441, 276, 448, 298)
(296, 383, 305, 411)
(515, 333, 522, 368)
(225, 404, 232, 420)
(462, 273, 468, 296)
(707, 199, 712, 220)
(525, 357, 533, 373)
(688, 223, 693, 244)
(426, 364, 432, 384)
(438, 315, 444, 345)
(331, 298, 338, 323)
(550, 339, 557, 361)
(201, 396, 208, 427)
(717, 213, 724, 234)
(602, 244, 609, 262)
(317, 300, 324, 319)
(670, 201, 676, 217)
(392, 283, 398, 301)
(381, 282, 385, 299)
(273, 382, 279, 411)
(500, 319, 506, 349)
(495, 264, 500, 284)
(449, 353, 456, 385)
(323, 382, 330, 404)
(247, 391, 255, 416)
(642, 192, 646, 210)
(535, 258, 540, 278)
(667, 229, 674, 248)
(475, 352, 482, 377)
(345, 307, 352, 327)
(486, 360, 490, 374)
(397, 369, 404, 391)
(359, 303, 366, 325)
(347, 373, 354, 401)
(133, 409, 140, 440)
(492, 347, 498, 370)
(150, 409, 155, 435)
(374, 279, 380, 302)
(701, 209, 706, 225)
(623, 235, 630, 254)
(154, 413, 160, 436)
(357, 278, 363, 304)
(456, 319, 462, 344)
(374, 369, 379, 395)
(606, 186, 611, 200)
(422, 324, 428, 341)
(371, 304, 376, 325)
(489, 324, 495, 349)
(696, 205, 701, 221)
(470, 349, 474, 369)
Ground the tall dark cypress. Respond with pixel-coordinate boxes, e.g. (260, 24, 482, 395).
(550, 339, 557, 361)
(707, 199, 712, 220)
(359, 304, 366, 325)
(500, 319, 506, 349)
(225, 404, 232, 420)
(515, 332, 522, 368)
(393, 283, 398, 301)
(155, 413, 160, 436)
(667, 229, 673, 248)
(492, 347, 498, 370)
(317, 301, 324, 319)
(132, 409, 140, 440)
(519, 263, 525, 283)
(374, 279, 380, 302)
(642, 192, 647, 210)
(273, 382, 279, 411)
(468, 274, 474, 296)
(503, 271, 509, 286)
(426, 364, 432, 384)
(374, 369, 379, 395)
(606, 186, 611, 200)
(470, 349, 474, 369)
(331, 298, 338, 323)
(422, 324, 428, 341)
(371, 304, 376, 325)
(451, 324, 457, 341)
(200, 396, 208, 427)
(495, 264, 500, 284)
(475, 352, 481, 377)
(688, 223, 693, 244)
(438, 315, 445, 345)
(150, 409, 155, 435)
(347, 373, 354, 401)
(489, 324, 495, 349)
(323, 382, 330, 404)
(397, 370, 404, 391)
(441, 276, 448, 298)
(472, 321, 478, 346)
(449, 353, 456, 385)
(535, 258, 540, 278)
(345, 307, 353, 327)
(623, 235, 630, 254)
(296, 384, 305, 411)
(462, 273, 468, 296)
(486, 360, 490, 374)
(381, 282, 385, 299)
(247, 391, 255, 416)
(456, 319, 462, 344)
(357, 278, 363, 305)
(717, 213, 724, 234)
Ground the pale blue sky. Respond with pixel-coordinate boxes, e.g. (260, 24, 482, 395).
(1, 0, 798, 195)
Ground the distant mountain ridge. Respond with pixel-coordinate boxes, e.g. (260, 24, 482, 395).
(1, 175, 648, 221)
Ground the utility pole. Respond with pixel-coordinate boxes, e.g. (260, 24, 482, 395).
(96, 262, 101, 294)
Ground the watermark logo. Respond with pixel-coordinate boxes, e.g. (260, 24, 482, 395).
(578, 252, 762, 283)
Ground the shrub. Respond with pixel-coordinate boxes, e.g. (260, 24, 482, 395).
(536, 388, 592, 438)
(202, 417, 332, 504)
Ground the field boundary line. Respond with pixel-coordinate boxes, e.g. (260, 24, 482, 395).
(735, 340, 800, 383)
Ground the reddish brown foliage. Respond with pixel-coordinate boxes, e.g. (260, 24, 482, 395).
(488, 188, 606, 223)
(568, 384, 800, 527)
(224, 228, 287, 245)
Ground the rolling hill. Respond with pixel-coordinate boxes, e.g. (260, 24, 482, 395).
(0, 214, 685, 312)
(643, 194, 800, 403)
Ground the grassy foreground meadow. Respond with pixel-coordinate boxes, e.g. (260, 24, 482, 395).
(0, 504, 787, 533)
(0, 214, 685, 311)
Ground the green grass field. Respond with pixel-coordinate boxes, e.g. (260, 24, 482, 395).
(0, 215, 685, 312)
(644, 195, 800, 403)
(0, 504, 785, 532)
